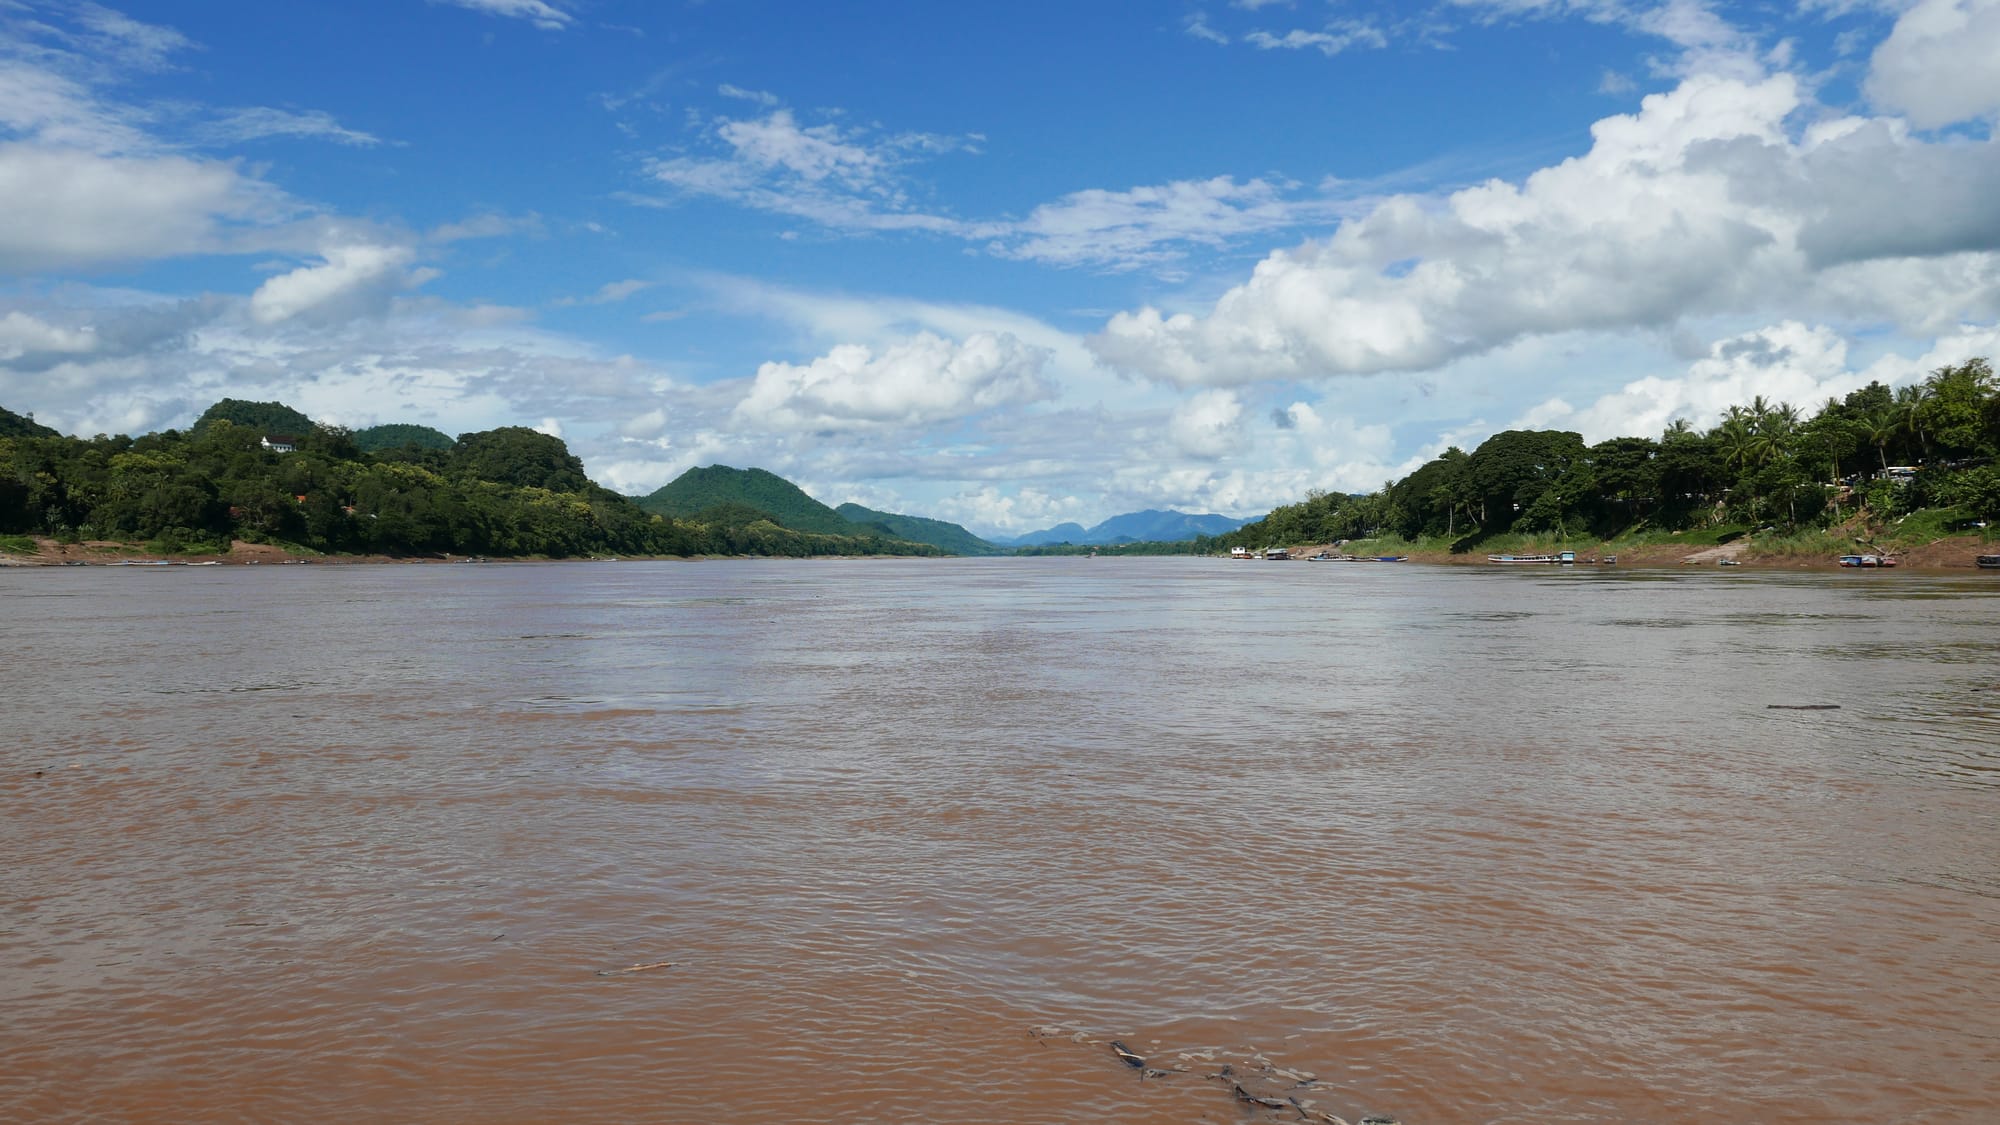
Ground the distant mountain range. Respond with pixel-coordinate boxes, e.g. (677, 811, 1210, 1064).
(994, 509, 1253, 546)
(633, 467, 1248, 553)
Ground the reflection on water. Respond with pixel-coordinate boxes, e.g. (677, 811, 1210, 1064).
(3, 559, 1998, 1122)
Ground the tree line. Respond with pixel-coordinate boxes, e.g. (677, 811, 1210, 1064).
(0, 400, 940, 559)
(1220, 359, 2000, 549)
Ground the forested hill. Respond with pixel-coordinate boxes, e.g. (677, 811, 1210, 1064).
(0, 401, 941, 559)
(353, 423, 455, 452)
(195, 398, 315, 436)
(636, 465, 858, 535)
(1, 405, 58, 439)
(836, 503, 1001, 555)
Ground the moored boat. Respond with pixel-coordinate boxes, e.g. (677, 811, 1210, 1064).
(1978, 555, 2000, 570)
(1838, 554, 1897, 568)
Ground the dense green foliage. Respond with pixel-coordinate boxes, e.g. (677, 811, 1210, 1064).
(353, 423, 455, 452)
(638, 465, 860, 536)
(1, 406, 58, 439)
(1220, 359, 2000, 550)
(836, 503, 1001, 555)
(0, 403, 942, 559)
(194, 399, 316, 437)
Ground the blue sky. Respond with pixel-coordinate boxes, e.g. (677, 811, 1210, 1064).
(3, 0, 1998, 535)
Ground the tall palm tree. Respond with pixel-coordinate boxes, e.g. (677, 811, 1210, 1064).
(1895, 384, 1930, 462)
(1716, 415, 1757, 473)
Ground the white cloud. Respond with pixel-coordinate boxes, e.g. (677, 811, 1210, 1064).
(617, 407, 669, 439)
(989, 176, 1342, 271)
(248, 242, 419, 325)
(733, 331, 1054, 432)
(1244, 22, 1388, 55)
(932, 485, 1091, 536)
(0, 309, 96, 358)
(1520, 318, 2000, 443)
(1866, 0, 2000, 127)
(648, 106, 1363, 272)
(1520, 321, 1859, 441)
(1185, 13, 1232, 44)
(1090, 72, 2000, 386)
(556, 278, 653, 306)
(645, 108, 975, 235)
(0, 16, 305, 274)
(201, 107, 382, 147)
(432, 0, 573, 30)
(1168, 389, 1246, 458)
(0, 143, 278, 272)
(716, 83, 780, 107)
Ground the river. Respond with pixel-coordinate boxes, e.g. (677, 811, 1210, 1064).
(3, 558, 1997, 1122)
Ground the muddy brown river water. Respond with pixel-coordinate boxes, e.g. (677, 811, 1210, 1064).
(3, 558, 1998, 1123)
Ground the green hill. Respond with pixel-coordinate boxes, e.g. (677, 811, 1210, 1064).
(836, 503, 1000, 555)
(193, 398, 315, 436)
(1, 405, 59, 439)
(0, 401, 942, 560)
(354, 423, 455, 452)
(636, 465, 860, 536)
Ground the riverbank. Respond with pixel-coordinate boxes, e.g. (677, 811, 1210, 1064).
(0, 536, 934, 567)
(1253, 532, 1998, 570)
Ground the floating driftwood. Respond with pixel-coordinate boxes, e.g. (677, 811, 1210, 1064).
(1767, 704, 1841, 710)
(593, 959, 675, 977)
(1029, 1025, 1399, 1123)
(1108, 1041, 1146, 1068)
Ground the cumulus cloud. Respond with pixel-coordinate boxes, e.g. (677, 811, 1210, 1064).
(1866, 0, 2000, 127)
(248, 242, 419, 325)
(0, 144, 278, 273)
(0, 309, 96, 359)
(0, 12, 303, 273)
(1168, 389, 1246, 458)
(732, 331, 1054, 432)
(1519, 318, 2000, 443)
(1090, 72, 2000, 386)
(1520, 321, 1860, 441)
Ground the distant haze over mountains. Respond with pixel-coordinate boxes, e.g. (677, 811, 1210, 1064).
(632, 467, 1246, 552)
(995, 509, 1252, 546)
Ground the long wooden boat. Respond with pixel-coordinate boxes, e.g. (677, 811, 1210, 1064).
(1487, 551, 1575, 565)
(1976, 555, 2000, 570)
(1838, 554, 1897, 568)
